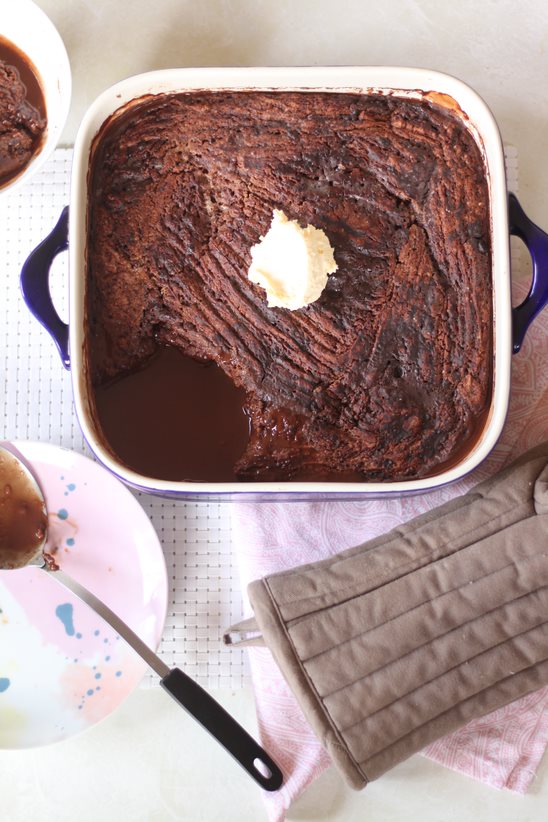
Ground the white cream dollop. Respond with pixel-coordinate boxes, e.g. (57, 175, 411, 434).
(247, 210, 338, 310)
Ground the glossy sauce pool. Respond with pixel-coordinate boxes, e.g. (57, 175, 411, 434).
(92, 346, 251, 482)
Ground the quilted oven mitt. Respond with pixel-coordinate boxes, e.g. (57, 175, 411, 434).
(225, 443, 548, 789)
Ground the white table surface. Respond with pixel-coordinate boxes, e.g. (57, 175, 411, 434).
(2, 1, 548, 819)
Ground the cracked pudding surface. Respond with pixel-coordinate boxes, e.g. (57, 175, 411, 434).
(86, 90, 492, 482)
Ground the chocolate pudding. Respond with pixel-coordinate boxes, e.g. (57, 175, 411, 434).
(86, 90, 492, 482)
(0, 35, 47, 187)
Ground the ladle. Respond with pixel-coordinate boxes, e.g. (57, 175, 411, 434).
(0, 444, 283, 791)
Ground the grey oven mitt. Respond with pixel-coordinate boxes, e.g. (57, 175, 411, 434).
(225, 442, 548, 789)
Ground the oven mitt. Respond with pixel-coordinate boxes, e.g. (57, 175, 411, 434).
(224, 442, 548, 789)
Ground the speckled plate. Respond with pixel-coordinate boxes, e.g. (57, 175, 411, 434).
(0, 441, 167, 748)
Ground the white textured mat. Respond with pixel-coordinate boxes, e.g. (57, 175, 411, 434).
(0, 146, 520, 690)
(0, 149, 249, 689)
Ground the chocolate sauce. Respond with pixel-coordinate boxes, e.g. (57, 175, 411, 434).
(0, 449, 47, 570)
(93, 346, 250, 481)
(0, 35, 47, 187)
(43, 551, 60, 572)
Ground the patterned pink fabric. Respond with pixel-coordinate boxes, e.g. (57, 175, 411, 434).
(231, 284, 548, 821)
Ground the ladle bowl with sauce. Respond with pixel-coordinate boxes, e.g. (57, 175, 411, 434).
(0, 445, 48, 569)
(0, 444, 283, 792)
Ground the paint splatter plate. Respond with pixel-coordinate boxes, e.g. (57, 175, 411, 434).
(0, 442, 168, 748)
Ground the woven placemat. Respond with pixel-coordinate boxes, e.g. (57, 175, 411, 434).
(0, 145, 520, 689)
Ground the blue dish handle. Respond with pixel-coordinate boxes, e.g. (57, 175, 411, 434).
(509, 193, 548, 353)
(20, 206, 70, 369)
(19, 197, 548, 366)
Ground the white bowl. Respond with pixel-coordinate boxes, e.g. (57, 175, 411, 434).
(0, 0, 71, 196)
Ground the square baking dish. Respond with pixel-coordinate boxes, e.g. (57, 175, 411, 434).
(21, 67, 548, 500)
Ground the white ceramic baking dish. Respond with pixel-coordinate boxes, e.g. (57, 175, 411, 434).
(21, 67, 548, 500)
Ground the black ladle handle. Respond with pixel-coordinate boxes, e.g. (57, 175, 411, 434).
(46, 567, 283, 792)
(161, 667, 283, 791)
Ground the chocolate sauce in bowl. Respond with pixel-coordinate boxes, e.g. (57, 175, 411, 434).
(93, 346, 250, 481)
(0, 449, 47, 570)
(0, 35, 47, 187)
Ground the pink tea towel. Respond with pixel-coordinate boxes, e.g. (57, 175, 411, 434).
(231, 288, 548, 821)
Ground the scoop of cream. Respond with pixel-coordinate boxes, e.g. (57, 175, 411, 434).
(247, 210, 338, 310)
